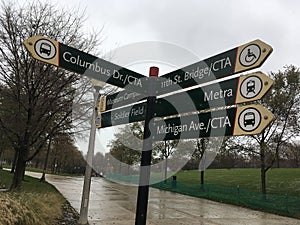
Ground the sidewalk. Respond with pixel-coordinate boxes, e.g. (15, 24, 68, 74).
(26, 171, 300, 225)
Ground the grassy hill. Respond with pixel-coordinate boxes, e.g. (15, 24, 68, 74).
(175, 168, 300, 196)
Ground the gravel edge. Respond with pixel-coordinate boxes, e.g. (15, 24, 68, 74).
(55, 201, 82, 225)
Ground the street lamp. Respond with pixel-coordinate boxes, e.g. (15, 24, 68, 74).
(78, 79, 105, 225)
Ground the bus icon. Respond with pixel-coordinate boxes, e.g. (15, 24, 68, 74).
(34, 39, 56, 60)
(40, 43, 51, 56)
(244, 112, 255, 127)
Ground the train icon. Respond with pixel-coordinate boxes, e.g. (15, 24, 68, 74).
(246, 80, 256, 95)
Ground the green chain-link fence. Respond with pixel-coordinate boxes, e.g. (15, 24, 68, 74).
(105, 173, 300, 219)
(151, 179, 300, 219)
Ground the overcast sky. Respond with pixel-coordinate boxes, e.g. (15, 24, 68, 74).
(17, 0, 300, 153)
(53, 0, 300, 73)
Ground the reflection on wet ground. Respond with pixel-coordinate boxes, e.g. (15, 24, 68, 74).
(25, 172, 300, 225)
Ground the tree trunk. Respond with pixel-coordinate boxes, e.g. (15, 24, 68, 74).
(164, 157, 168, 181)
(200, 170, 204, 190)
(260, 139, 267, 198)
(276, 150, 280, 168)
(10, 148, 27, 190)
(10, 150, 18, 173)
(35, 160, 39, 168)
(0, 147, 3, 169)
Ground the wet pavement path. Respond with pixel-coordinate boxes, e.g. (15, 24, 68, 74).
(26, 172, 300, 225)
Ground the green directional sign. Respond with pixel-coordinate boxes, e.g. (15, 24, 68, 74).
(101, 90, 145, 112)
(155, 71, 273, 117)
(156, 39, 273, 95)
(102, 72, 274, 126)
(100, 71, 273, 113)
(100, 102, 147, 128)
(23, 35, 148, 94)
(98, 71, 273, 127)
(152, 104, 275, 141)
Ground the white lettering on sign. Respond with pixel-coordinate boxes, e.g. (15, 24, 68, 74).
(113, 70, 142, 88)
(156, 124, 188, 136)
(159, 57, 233, 90)
(184, 66, 210, 82)
(212, 57, 232, 72)
(188, 121, 206, 131)
(130, 106, 144, 117)
(160, 75, 183, 88)
(62, 51, 143, 88)
(210, 116, 231, 129)
(107, 92, 141, 106)
(114, 110, 130, 121)
(156, 116, 232, 137)
(113, 106, 145, 121)
(206, 116, 231, 133)
(62, 52, 111, 76)
(204, 89, 233, 102)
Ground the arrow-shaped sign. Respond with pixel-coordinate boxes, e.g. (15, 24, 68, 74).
(156, 39, 273, 95)
(98, 39, 273, 111)
(100, 71, 273, 113)
(23, 35, 148, 94)
(99, 72, 273, 128)
(155, 71, 273, 117)
(152, 104, 275, 141)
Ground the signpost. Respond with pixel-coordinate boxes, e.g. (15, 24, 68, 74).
(135, 67, 159, 225)
(97, 39, 273, 111)
(23, 35, 148, 94)
(152, 104, 275, 141)
(24, 35, 274, 225)
(99, 72, 273, 127)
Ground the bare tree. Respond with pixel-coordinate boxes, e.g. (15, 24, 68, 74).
(195, 138, 208, 187)
(153, 140, 178, 181)
(233, 66, 300, 196)
(0, 1, 102, 190)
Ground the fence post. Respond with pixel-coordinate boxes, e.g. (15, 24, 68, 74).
(285, 194, 289, 213)
(207, 185, 210, 198)
(237, 185, 240, 204)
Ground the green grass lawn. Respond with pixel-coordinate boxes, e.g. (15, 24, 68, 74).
(175, 168, 300, 196)
(0, 169, 59, 192)
(0, 170, 65, 225)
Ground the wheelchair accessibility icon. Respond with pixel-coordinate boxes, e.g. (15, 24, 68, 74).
(239, 44, 261, 67)
(34, 39, 56, 60)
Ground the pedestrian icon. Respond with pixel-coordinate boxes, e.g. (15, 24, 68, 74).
(240, 76, 262, 99)
(239, 44, 261, 67)
(34, 39, 56, 60)
(238, 107, 261, 132)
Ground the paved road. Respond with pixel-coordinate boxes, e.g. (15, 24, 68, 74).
(26, 172, 300, 225)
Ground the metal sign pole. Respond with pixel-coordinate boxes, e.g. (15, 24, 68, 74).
(135, 67, 159, 225)
(78, 86, 101, 225)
